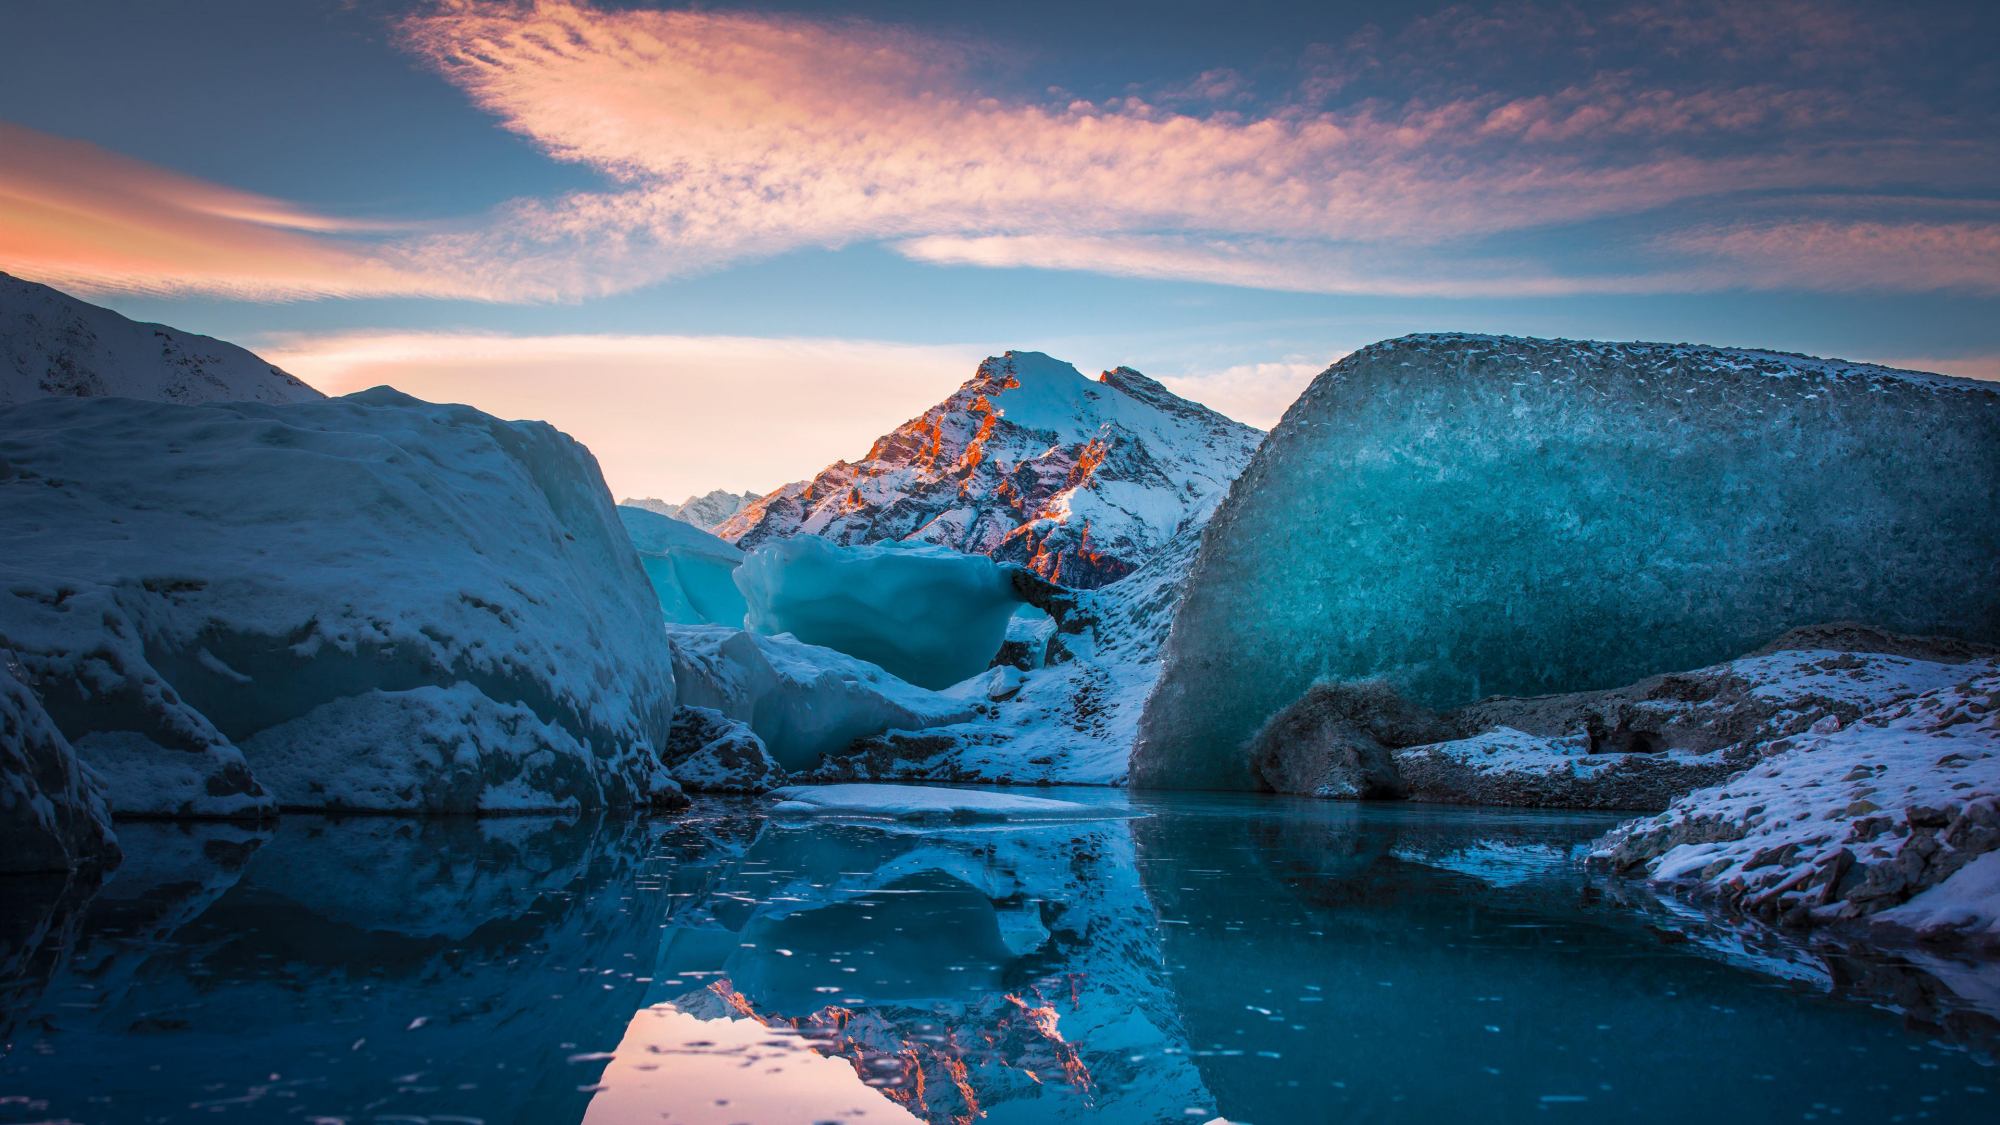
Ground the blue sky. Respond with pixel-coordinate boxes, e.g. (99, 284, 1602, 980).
(2, 0, 1995, 497)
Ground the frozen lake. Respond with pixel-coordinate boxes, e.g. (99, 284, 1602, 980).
(3, 792, 1996, 1123)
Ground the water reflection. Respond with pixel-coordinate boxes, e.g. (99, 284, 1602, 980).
(2, 795, 1997, 1124)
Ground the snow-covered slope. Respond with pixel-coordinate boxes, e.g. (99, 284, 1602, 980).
(718, 351, 1262, 588)
(1594, 659, 2000, 948)
(819, 521, 1205, 785)
(622, 488, 761, 530)
(1138, 334, 2000, 790)
(0, 271, 321, 406)
(0, 389, 681, 822)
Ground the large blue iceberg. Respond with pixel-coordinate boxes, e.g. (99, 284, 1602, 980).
(1134, 335, 2000, 790)
(734, 536, 1023, 689)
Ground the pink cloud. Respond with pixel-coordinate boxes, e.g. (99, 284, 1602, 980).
(1660, 219, 2000, 294)
(4, 1, 1991, 302)
(389, 0, 1989, 297)
(896, 233, 1707, 297)
(0, 123, 494, 301)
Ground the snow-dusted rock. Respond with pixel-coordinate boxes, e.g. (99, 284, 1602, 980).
(1389, 636, 1991, 810)
(1, 665, 117, 874)
(664, 624, 972, 772)
(1, 271, 321, 406)
(619, 504, 749, 626)
(736, 536, 1022, 689)
(718, 350, 1261, 588)
(1138, 335, 2000, 790)
(1593, 660, 2000, 947)
(0, 389, 680, 816)
(663, 706, 785, 793)
(1395, 727, 1737, 811)
(766, 782, 1135, 823)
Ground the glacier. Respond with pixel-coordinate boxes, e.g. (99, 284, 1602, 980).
(735, 536, 1023, 689)
(1136, 335, 2000, 790)
(619, 503, 750, 626)
(1, 271, 322, 406)
(0, 388, 681, 836)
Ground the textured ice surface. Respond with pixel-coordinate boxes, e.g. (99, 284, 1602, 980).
(619, 504, 749, 626)
(736, 536, 1021, 689)
(1, 271, 321, 405)
(0, 389, 680, 815)
(766, 782, 1136, 822)
(665, 623, 972, 771)
(1138, 335, 2000, 789)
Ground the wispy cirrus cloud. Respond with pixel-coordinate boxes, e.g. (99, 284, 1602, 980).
(0, 123, 492, 301)
(3, 0, 1994, 301)
(1658, 219, 2000, 295)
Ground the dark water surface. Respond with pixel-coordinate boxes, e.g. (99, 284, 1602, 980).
(3, 792, 1996, 1124)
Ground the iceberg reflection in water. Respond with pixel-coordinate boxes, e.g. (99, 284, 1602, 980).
(3, 794, 1998, 1124)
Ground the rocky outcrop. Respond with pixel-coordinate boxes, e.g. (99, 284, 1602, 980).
(664, 706, 785, 794)
(1137, 335, 2000, 790)
(1591, 662, 2000, 948)
(1250, 630, 1988, 813)
(1394, 728, 1741, 811)
(1245, 680, 1447, 799)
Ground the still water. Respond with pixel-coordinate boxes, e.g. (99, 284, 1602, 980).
(3, 791, 1996, 1124)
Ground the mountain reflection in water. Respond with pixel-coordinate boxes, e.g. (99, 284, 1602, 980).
(2, 793, 1997, 1124)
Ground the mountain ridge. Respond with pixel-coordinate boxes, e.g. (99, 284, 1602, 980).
(718, 349, 1263, 587)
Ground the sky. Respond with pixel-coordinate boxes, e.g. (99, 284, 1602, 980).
(2, 0, 1996, 499)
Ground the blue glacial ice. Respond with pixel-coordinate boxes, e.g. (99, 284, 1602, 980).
(734, 536, 1023, 689)
(1136, 335, 2000, 789)
(619, 503, 750, 626)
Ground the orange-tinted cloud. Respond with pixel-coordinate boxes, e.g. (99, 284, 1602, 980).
(4, 1, 1993, 302)
(1660, 219, 2000, 294)
(392, 0, 1994, 298)
(0, 123, 494, 300)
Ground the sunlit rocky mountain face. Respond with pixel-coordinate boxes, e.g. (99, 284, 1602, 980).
(717, 351, 1263, 588)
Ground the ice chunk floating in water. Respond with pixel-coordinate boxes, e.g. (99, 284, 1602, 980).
(1137, 335, 2000, 790)
(735, 537, 1023, 689)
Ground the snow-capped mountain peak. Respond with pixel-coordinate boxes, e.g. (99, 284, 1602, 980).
(621, 488, 762, 530)
(718, 349, 1263, 587)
